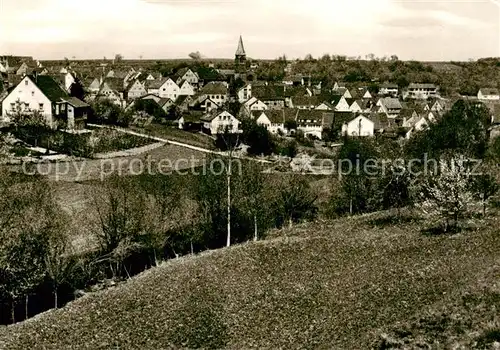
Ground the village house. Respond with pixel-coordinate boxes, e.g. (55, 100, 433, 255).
(332, 95, 351, 112)
(478, 88, 500, 101)
(145, 79, 165, 96)
(237, 84, 252, 103)
(97, 77, 126, 107)
(377, 97, 402, 118)
(1, 74, 89, 129)
(242, 97, 268, 116)
(334, 87, 352, 99)
(126, 79, 147, 100)
(296, 110, 334, 140)
(341, 115, 375, 137)
(255, 110, 286, 134)
(175, 95, 194, 113)
(178, 80, 195, 96)
(201, 110, 240, 134)
(379, 83, 399, 97)
(87, 77, 102, 94)
(315, 102, 335, 111)
(173, 68, 200, 87)
(199, 82, 229, 104)
(158, 78, 180, 101)
(405, 83, 439, 100)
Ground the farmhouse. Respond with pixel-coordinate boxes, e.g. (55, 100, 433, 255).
(1, 74, 89, 129)
(201, 110, 240, 134)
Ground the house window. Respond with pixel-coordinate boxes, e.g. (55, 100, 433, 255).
(10, 103, 15, 111)
(61, 104, 66, 111)
(31, 91, 34, 96)
(39, 103, 44, 110)
(25, 80, 28, 86)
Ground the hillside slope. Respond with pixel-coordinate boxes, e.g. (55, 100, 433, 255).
(1, 213, 499, 349)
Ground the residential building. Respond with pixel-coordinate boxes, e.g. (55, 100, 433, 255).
(199, 82, 229, 104)
(256, 110, 286, 134)
(178, 80, 195, 96)
(341, 115, 375, 137)
(201, 110, 240, 134)
(1, 74, 88, 129)
(237, 84, 252, 103)
(126, 79, 147, 100)
(379, 83, 399, 96)
(478, 88, 500, 101)
(158, 78, 180, 101)
(377, 97, 402, 118)
(405, 83, 439, 99)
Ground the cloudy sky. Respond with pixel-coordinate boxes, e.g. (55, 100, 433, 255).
(0, 0, 498, 61)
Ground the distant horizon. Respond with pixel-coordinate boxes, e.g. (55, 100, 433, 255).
(1, 0, 499, 61)
(3, 54, 500, 63)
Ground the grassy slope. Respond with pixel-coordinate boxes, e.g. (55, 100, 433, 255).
(0, 212, 499, 349)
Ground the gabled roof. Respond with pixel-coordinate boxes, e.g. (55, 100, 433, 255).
(332, 111, 354, 128)
(479, 88, 500, 96)
(262, 110, 285, 124)
(145, 78, 167, 90)
(61, 96, 90, 108)
(399, 108, 417, 119)
(158, 98, 173, 107)
(28, 75, 68, 102)
(293, 95, 320, 106)
(200, 82, 228, 95)
(296, 110, 333, 125)
(379, 97, 402, 110)
(103, 77, 126, 92)
(126, 79, 144, 91)
(201, 110, 235, 122)
(284, 108, 299, 122)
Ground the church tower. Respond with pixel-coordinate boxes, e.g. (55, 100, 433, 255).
(235, 35, 246, 63)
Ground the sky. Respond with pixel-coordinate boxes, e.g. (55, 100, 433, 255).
(0, 0, 499, 61)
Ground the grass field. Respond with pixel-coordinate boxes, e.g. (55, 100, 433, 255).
(0, 209, 499, 349)
(130, 124, 215, 149)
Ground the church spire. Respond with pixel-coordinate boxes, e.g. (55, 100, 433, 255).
(235, 35, 246, 63)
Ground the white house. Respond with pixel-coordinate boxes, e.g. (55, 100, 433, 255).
(126, 79, 147, 100)
(315, 102, 334, 111)
(88, 78, 102, 94)
(478, 88, 500, 101)
(237, 84, 252, 103)
(1, 75, 88, 129)
(174, 68, 200, 86)
(333, 96, 351, 112)
(379, 83, 399, 96)
(199, 82, 229, 105)
(405, 83, 439, 99)
(178, 80, 195, 96)
(255, 110, 286, 134)
(376, 97, 402, 118)
(341, 115, 375, 137)
(296, 110, 333, 140)
(158, 78, 180, 101)
(243, 97, 268, 112)
(201, 110, 240, 134)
